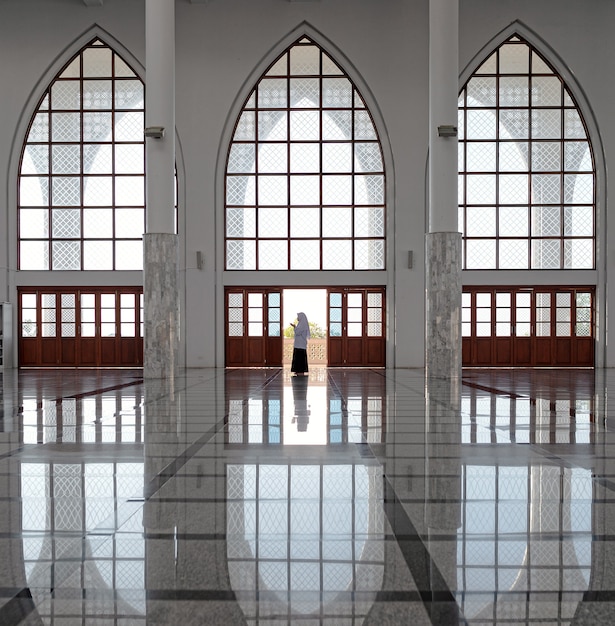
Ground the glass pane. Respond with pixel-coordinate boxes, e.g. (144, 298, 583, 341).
(499, 44, 529, 73)
(476, 293, 491, 307)
(101, 323, 115, 336)
(367, 322, 381, 336)
(248, 322, 263, 336)
(120, 323, 135, 337)
(22, 319, 37, 337)
(476, 322, 491, 337)
(61, 323, 75, 337)
(329, 293, 342, 307)
(81, 322, 95, 337)
(248, 293, 262, 307)
(228, 322, 243, 336)
(42, 294, 56, 308)
(248, 307, 263, 322)
(348, 309, 362, 323)
(228, 293, 243, 307)
(516, 323, 531, 336)
(22, 294, 37, 308)
(121, 309, 135, 323)
(348, 322, 362, 337)
(367, 293, 382, 307)
(323, 240, 351, 269)
(348, 293, 362, 308)
(576, 322, 590, 337)
(496, 322, 511, 336)
(536, 322, 550, 337)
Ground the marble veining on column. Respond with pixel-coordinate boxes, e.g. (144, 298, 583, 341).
(425, 231, 462, 379)
(143, 233, 180, 379)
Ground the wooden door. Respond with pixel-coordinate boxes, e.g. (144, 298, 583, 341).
(19, 288, 143, 367)
(225, 288, 282, 367)
(463, 286, 594, 367)
(328, 288, 385, 367)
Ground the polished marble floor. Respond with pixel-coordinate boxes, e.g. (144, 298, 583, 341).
(0, 366, 614, 624)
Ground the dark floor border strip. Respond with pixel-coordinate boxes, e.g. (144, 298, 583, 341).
(143, 589, 424, 603)
(383, 476, 468, 626)
(143, 370, 281, 501)
(0, 587, 35, 626)
(461, 380, 524, 399)
(64, 379, 144, 401)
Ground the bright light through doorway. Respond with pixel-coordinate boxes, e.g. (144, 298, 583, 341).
(283, 289, 327, 365)
(283, 289, 327, 332)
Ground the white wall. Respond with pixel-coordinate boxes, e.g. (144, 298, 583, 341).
(0, 0, 613, 367)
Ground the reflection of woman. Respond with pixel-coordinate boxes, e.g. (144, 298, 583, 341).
(291, 376, 310, 431)
(290, 312, 310, 376)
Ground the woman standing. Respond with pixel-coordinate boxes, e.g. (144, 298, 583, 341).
(290, 312, 310, 376)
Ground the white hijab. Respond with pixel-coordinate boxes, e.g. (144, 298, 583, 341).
(296, 312, 310, 338)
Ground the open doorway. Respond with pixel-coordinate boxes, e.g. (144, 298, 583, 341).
(224, 286, 386, 368)
(282, 289, 327, 366)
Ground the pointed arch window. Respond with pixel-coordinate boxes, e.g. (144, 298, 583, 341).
(19, 38, 148, 270)
(458, 35, 595, 270)
(225, 37, 386, 271)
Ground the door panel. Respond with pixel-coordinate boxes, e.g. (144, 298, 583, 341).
(18, 288, 143, 367)
(225, 288, 283, 367)
(463, 287, 594, 367)
(327, 288, 385, 367)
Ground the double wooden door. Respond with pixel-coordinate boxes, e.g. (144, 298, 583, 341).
(19, 287, 143, 367)
(327, 288, 385, 367)
(462, 286, 594, 367)
(225, 288, 283, 367)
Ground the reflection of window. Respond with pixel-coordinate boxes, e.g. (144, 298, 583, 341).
(457, 463, 591, 622)
(225, 37, 385, 270)
(226, 463, 384, 620)
(19, 38, 149, 270)
(458, 35, 595, 269)
(21, 393, 143, 444)
(21, 461, 145, 621)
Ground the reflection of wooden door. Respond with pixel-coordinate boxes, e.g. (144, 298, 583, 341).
(225, 288, 282, 367)
(19, 287, 143, 367)
(328, 288, 385, 367)
(463, 286, 594, 367)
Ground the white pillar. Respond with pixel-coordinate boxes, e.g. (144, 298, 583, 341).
(425, 0, 461, 379)
(429, 0, 459, 233)
(146, 0, 175, 235)
(144, 0, 179, 379)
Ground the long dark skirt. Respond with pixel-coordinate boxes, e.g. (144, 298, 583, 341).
(291, 348, 308, 374)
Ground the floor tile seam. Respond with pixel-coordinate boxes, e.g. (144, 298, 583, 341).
(326, 371, 468, 626)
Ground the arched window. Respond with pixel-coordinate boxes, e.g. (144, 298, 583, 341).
(458, 35, 595, 270)
(19, 38, 146, 270)
(225, 37, 385, 271)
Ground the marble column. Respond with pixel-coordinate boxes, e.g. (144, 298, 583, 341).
(426, 0, 461, 379)
(143, 234, 179, 379)
(144, 0, 178, 378)
(425, 233, 461, 378)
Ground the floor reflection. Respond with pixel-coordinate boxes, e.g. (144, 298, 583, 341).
(0, 367, 612, 624)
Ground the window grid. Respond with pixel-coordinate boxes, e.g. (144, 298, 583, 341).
(18, 39, 146, 270)
(225, 37, 386, 270)
(459, 36, 596, 270)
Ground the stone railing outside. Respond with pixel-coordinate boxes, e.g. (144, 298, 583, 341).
(283, 338, 327, 363)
